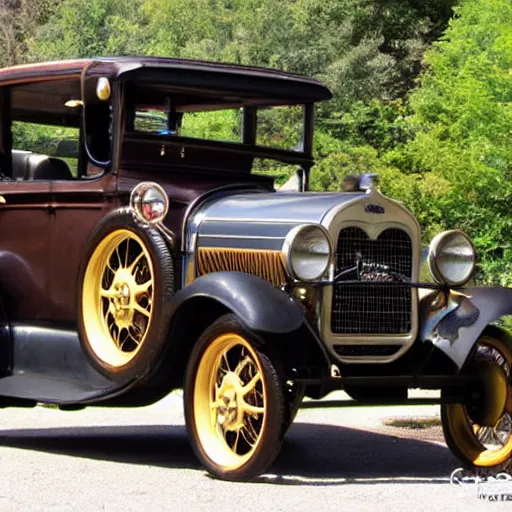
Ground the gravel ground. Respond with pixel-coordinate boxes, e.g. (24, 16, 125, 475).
(0, 389, 509, 512)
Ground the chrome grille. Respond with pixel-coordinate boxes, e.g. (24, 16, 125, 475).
(331, 227, 412, 334)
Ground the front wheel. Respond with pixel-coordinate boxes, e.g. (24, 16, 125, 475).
(184, 314, 285, 481)
(441, 334, 512, 471)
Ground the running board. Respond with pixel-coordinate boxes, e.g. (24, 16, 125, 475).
(0, 324, 130, 405)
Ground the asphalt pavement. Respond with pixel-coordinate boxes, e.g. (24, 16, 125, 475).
(0, 389, 509, 511)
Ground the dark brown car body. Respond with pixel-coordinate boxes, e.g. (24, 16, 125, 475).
(0, 55, 508, 399)
(0, 57, 333, 406)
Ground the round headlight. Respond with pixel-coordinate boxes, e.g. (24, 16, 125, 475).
(130, 182, 169, 224)
(428, 230, 475, 286)
(283, 224, 332, 281)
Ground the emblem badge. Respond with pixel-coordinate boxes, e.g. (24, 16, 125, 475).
(364, 204, 385, 214)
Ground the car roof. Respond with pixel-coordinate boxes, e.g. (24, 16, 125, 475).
(0, 56, 333, 104)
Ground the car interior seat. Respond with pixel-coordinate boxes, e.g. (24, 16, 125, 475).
(11, 149, 73, 180)
(11, 149, 32, 180)
(29, 156, 73, 180)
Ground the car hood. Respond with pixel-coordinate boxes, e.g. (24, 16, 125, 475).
(184, 190, 370, 253)
(195, 190, 367, 224)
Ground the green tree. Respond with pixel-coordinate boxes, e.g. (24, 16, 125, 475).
(385, 0, 512, 285)
(0, 0, 59, 66)
(26, 0, 147, 61)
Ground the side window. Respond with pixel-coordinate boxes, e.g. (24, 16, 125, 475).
(11, 120, 79, 181)
(8, 77, 84, 181)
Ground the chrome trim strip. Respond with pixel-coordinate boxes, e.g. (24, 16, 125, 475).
(198, 234, 286, 240)
(199, 221, 294, 237)
(198, 239, 285, 251)
(200, 218, 303, 224)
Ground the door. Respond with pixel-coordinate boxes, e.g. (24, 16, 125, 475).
(0, 180, 52, 321)
(49, 170, 118, 323)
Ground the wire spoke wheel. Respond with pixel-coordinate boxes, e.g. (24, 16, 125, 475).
(194, 334, 266, 470)
(185, 314, 285, 481)
(82, 229, 155, 368)
(442, 335, 512, 468)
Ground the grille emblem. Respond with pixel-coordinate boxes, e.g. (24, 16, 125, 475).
(365, 204, 385, 214)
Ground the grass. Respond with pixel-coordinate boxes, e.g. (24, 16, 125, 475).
(383, 416, 442, 430)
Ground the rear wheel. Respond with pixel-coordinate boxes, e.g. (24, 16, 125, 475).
(77, 210, 174, 382)
(441, 334, 512, 471)
(184, 314, 285, 481)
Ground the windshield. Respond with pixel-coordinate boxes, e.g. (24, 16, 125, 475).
(127, 88, 305, 153)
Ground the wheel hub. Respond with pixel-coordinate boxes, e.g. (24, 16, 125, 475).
(121, 283, 130, 301)
(216, 373, 243, 431)
(110, 268, 140, 330)
(468, 360, 509, 426)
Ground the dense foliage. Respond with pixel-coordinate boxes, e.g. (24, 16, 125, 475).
(384, 0, 512, 285)
(3, 0, 512, 284)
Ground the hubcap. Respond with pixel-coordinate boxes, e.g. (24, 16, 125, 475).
(193, 334, 266, 470)
(82, 230, 154, 367)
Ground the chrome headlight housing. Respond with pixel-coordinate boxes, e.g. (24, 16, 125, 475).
(283, 224, 332, 281)
(130, 182, 169, 224)
(428, 230, 475, 286)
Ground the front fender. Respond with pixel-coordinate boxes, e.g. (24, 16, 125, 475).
(170, 271, 304, 334)
(421, 287, 512, 369)
(114, 271, 327, 401)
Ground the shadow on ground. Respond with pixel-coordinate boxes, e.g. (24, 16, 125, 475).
(0, 422, 459, 485)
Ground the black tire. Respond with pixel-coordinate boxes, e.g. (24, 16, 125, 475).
(184, 313, 286, 481)
(76, 208, 175, 383)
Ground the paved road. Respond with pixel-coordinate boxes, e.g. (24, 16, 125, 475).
(0, 390, 509, 512)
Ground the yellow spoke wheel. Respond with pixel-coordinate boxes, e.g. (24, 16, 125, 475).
(82, 229, 155, 368)
(184, 314, 285, 481)
(441, 334, 512, 469)
(78, 210, 174, 382)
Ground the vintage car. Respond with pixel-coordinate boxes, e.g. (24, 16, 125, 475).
(0, 56, 510, 481)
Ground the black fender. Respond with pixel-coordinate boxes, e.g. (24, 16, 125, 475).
(170, 271, 304, 334)
(130, 271, 331, 397)
(421, 286, 512, 369)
